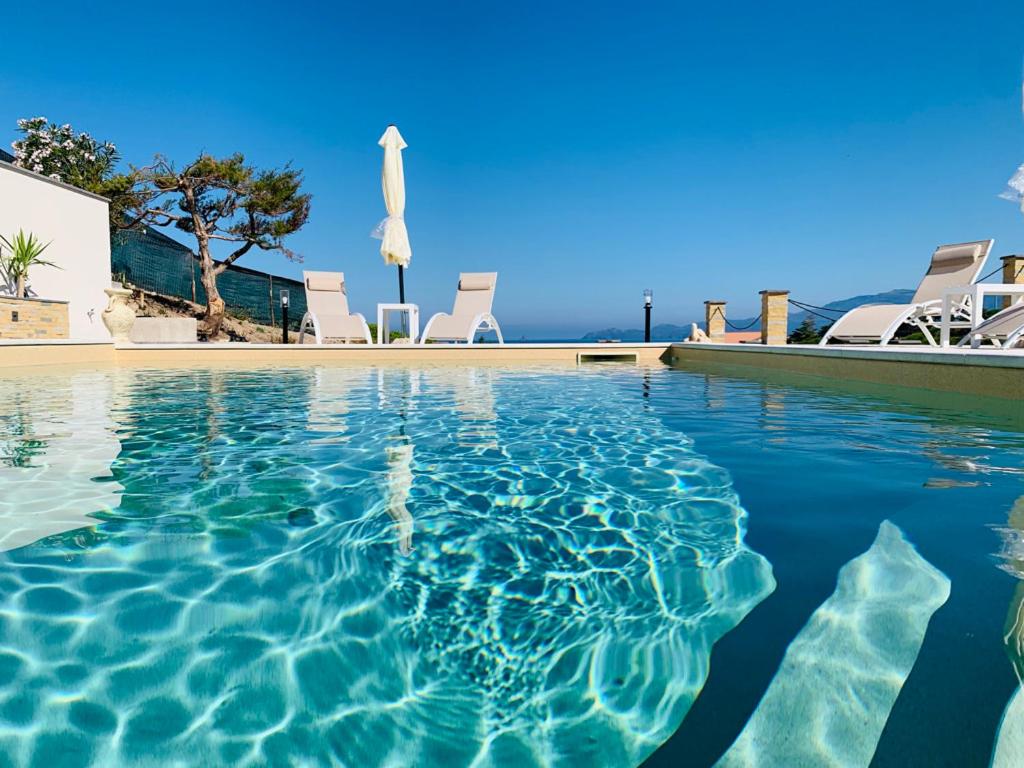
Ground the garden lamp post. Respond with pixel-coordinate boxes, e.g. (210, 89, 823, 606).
(280, 289, 290, 344)
(643, 288, 653, 342)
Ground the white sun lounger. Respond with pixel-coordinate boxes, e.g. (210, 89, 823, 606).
(821, 240, 993, 346)
(421, 272, 504, 345)
(297, 271, 372, 344)
(961, 301, 1024, 349)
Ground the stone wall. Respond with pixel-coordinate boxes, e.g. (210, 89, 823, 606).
(0, 297, 69, 339)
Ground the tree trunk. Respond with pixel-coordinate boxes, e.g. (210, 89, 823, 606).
(197, 239, 225, 339)
(15, 275, 24, 299)
(182, 181, 225, 339)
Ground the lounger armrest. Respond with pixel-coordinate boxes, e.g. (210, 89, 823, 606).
(420, 312, 451, 344)
(298, 311, 323, 345)
(351, 312, 373, 344)
(467, 313, 504, 345)
(299, 310, 372, 344)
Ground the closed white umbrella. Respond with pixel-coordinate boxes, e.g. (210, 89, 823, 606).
(374, 124, 412, 302)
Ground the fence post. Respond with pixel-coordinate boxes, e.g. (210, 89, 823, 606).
(1002, 255, 1024, 309)
(704, 300, 726, 342)
(269, 276, 276, 327)
(759, 290, 789, 345)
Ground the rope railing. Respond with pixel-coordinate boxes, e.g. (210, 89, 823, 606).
(709, 305, 761, 331)
(977, 264, 1004, 283)
(787, 299, 843, 314)
(787, 298, 844, 324)
(970, 261, 1022, 283)
(725, 316, 761, 331)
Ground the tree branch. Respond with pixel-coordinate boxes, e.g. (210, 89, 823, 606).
(147, 207, 185, 221)
(141, 207, 187, 227)
(212, 240, 255, 275)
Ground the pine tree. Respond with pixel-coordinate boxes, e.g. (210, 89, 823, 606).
(129, 154, 311, 338)
(787, 315, 822, 344)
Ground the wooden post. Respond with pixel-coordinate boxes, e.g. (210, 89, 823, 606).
(269, 276, 275, 327)
(704, 300, 726, 341)
(759, 290, 790, 345)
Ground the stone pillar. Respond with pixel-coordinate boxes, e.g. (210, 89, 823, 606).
(1002, 255, 1024, 309)
(759, 290, 789, 345)
(704, 300, 726, 341)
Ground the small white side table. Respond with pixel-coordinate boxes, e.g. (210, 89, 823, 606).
(940, 284, 1024, 346)
(376, 303, 420, 344)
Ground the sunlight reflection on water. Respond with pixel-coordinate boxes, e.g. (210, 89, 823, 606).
(0, 365, 774, 767)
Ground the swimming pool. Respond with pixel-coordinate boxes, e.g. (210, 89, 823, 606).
(0, 363, 1021, 766)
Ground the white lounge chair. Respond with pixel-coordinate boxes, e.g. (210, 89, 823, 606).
(820, 240, 993, 346)
(962, 301, 1024, 349)
(421, 272, 504, 345)
(297, 271, 372, 344)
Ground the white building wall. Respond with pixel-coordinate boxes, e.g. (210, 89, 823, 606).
(0, 163, 112, 340)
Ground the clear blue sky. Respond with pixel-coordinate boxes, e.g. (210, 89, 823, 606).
(2, 0, 1023, 338)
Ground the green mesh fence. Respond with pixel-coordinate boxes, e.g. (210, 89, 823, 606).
(110, 228, 307, 328)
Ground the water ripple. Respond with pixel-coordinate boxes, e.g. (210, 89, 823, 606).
(0, 366, 774, 766)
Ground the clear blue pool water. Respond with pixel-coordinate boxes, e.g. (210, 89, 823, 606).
(0, 363, 1022, 767)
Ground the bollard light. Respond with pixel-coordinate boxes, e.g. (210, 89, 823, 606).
(643, 289, 653, 342)
(280, 289, 290, 344)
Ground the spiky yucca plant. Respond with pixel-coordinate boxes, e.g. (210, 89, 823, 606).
(0, 230, 57, 298)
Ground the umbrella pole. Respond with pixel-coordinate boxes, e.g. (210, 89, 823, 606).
(397, 266, 408, 338)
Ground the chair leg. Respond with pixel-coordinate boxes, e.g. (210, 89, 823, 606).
(918, 322, 938, 347)
(298, 312, 323, 344)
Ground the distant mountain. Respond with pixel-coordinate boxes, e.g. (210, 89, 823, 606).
(581, 289, 915, 340)
(581, 323, 692, 342)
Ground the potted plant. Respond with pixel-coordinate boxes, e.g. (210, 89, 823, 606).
(0, 230, 57, 298)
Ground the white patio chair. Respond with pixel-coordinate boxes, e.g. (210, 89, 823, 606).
(820, 240, 993, 345)
(961, 301, 1024, 349)
(421, 272, 504, 345)
(297, 271, 372, 344)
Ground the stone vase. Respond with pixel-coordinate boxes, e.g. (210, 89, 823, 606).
(102, 286, 136, 343)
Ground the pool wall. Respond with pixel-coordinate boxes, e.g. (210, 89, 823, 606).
(3, 339, 1021, 403)
(0, 341, 673, 368)
(0, 340, 115, 367)
(669, 342, 1024, 401)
